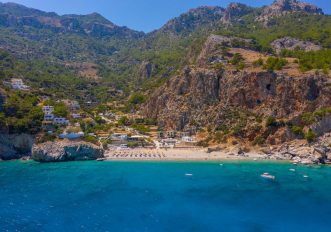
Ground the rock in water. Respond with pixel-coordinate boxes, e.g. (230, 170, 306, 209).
(32, 140, 104, 162)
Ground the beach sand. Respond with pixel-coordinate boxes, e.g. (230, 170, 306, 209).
(104, 148, 267, 161)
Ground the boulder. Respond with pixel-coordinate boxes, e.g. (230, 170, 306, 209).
(32, 140, 104, 162)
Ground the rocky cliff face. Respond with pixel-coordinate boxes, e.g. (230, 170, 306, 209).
(0, 134, 34, 160)
(271, 37, 321, 53)
(256, 0, 323, 22)
(145, 67, 330, 130)
(32, 140, 104, 162)
(139, 61, 154, 79)
(144, 33, 331, 145)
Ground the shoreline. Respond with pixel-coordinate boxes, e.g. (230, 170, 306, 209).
(103, 148, 288, 162)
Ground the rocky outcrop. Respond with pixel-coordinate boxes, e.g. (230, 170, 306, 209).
(0, 134, 34, 160)
(145, 32, 331, 132)
(256, 0, 323, 22)
(145, 66, 331, 130)
(269, 133, 331, 164)
(32, 140, 104, 162)
(158, 6, 224, 34)
(139, 61, 154, 79)
(221, 3, 254, 24)
(271, 37, 321, 53)
(197, 34, 252, 65)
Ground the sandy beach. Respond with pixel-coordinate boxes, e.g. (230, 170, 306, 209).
(104, 148, 268, 161)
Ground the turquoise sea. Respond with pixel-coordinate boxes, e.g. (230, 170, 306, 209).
(0, 160, 331, 232)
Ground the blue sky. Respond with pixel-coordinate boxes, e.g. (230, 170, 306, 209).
(3, 0, 331, 32)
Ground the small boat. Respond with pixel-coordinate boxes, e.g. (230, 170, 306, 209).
(303, 175, 309, 178)
(289, 169, 296, 172)
(185, 173, 193, 176)
(261, 173, 276, 180)
(96, 158, 106, 161)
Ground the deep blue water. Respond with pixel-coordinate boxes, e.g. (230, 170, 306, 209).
(0, 160, 331, 232)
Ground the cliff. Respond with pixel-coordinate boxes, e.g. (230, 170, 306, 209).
(0, 134, 34, 160)
(144, 34, 331, 145)
(32, 140, 104, 162)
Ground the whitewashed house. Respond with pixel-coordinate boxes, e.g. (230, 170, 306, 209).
(72, 113, 81, 119)
(42, 106, 54, 115)
(44, 114, 55, 121)
(182, 136, 194, 143)
(111, 133, 128, 141)
(53, 117, 69, 125)
(156, 139, 177, 148)
(11, 79, 29, 90)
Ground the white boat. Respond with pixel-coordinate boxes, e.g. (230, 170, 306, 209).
(289, 169, 296, 172)
(185, 173, 193, 176)
(261, 173, 276, 180)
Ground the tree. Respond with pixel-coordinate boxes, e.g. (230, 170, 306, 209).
(128, 93, 146, 105)
(53, 102, 69, 117)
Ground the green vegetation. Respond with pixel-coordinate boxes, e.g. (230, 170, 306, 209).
(263, 57, 288, 71)
(53, 102, 69, 118)
(280, 49, 331, 72)
(266, 116, 277, 127)
(304, 129, 316, 143)
(2, 92, 43, 134)
(301, 108, 331, 125)
(131, 124, 150, 134)
(230, 53, 244, 65)
(218, 13, 331, 50)
(291, 125, 304, 136)
(83, 135, 99, 145)
(253, 58, 264, 67)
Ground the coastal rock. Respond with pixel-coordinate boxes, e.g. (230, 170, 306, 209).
(32, 140, 104, 162)
(0, 134, 34, 160)
(271, 37, 321, 54)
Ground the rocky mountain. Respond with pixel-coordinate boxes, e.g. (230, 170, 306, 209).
(256, 0, 324, 22)
(0, 2, 143, 38)
(145, 34, 331, 145)
(155, 6, 224, 35)
(0, 1, 329, 117)
(221, 3, 254, 24)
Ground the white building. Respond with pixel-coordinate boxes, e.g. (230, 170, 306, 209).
(72, 113, 81, 119)
(44, 114, 55, 121)
(11, 79, 29, 90)
(111, 133, 128, 141)
(42, 106, 54, 115)
(182, 136, 194, 143)
(156, 139, 177, 148)
(53, 117, 69, 125)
